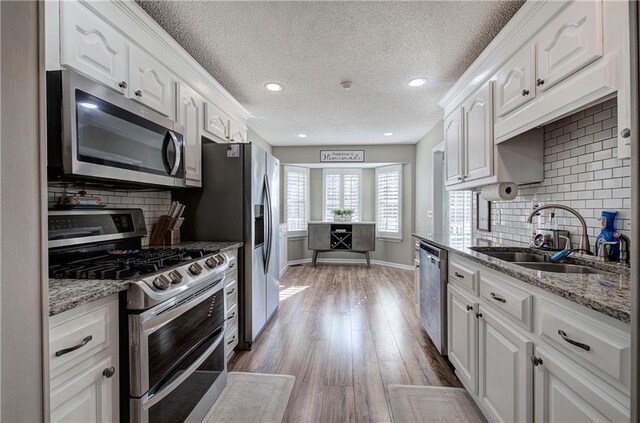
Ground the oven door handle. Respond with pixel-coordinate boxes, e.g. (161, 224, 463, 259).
(141, 331, 224, 410)
(138, 277, 224, 334)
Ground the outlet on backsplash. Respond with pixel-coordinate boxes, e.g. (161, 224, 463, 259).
(473, 99, 631, 250)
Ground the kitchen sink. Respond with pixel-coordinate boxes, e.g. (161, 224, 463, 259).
(513, 262, 614, 275)
(480, 251, 547, 263)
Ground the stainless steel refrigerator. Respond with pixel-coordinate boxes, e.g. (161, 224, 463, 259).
(174, 142, 280, 349)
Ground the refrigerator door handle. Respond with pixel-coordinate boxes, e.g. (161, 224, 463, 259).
(264, 174, 273, 275)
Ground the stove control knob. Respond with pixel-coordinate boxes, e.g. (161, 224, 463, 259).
(153, 274, 171, 290)
(169, 270, 183, 284)
(205, 257, 217, 269)
(189, 262, 203, 276)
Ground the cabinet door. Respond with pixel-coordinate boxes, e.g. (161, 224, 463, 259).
(536, 0, 603, 92)
(128, 46, 172, 117)
(50, 357, 115, 423)
(444, 109, 464, 186)
(177, 83, 203, 187)
(229, 118, 248, 143)
(534, 347, 629, 422)
(463, 82, 493, 182)
(447, 284, 478, 394)
(203, 101, 230, 142)
(60, 1, 127, 94)
(352, 224, 375, 251)
(308, 224, 331, 250)
(478, 307, 533, 423)
(495, 44, 536, 117)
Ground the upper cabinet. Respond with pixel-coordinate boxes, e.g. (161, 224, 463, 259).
(463, 82, 493, 182)
(60, 1, 127, 94)
(535, 1, 603, 92)
(128, 45, 173, 117)
(495, 45, 536, 118)
(228, 118, 248, 144)
(177, 83, 203, 187)
(444, 110, 463, 186)
(204, 101, 230, 142)
(440, 0, 631, 163)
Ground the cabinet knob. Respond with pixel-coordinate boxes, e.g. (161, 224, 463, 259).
(621, 128, 631, 138)
(465, 305, 473, 311)
(119, 81, 128, 89)
(457, 177, 462, 181)
(530, 355, 543, 367)
(135, 90, 143, 97)
(536, 79, 544, 87)
(475, 312, 483, 319)
(102, 366, 116, 378)
(522, 89, 530, 96)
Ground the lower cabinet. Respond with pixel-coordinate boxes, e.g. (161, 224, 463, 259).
(533, 347, 629, 422)
(224, 248, 239, 361)
(478, 307, 532, 423)
(49, 295, 119, 422)
(447, 284, 478, 394)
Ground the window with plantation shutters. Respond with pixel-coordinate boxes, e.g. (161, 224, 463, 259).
(322, 168, 362, 221)
(447, 190, 472, 247)
(376, 165, 402, 239)
(284, 166, 310, 237)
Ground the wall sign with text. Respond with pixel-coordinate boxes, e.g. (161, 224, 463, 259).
(320, 150, 365, 162)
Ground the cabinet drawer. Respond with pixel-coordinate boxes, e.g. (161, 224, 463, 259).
(226, 303, 238, 322)
(225, 269, 237, 286)
(537, 299, 630, 391)
(225, 323, 239, 357)
(449, 259, 479, 295)
(225, 280, 238, 310)
(480, 274, 533, 331)
(227, 254, 238, 272)
(49, 297, 117, 380)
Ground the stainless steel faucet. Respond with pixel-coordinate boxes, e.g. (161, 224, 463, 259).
(526, 204, 591, 254)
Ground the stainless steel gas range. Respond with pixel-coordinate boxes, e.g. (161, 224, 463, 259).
(48, 208, 229, 423)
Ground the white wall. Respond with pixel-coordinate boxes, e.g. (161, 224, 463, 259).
(1, 1, 44, 420)
(415, 118, 444, 236)
(273, 144, 416, 266)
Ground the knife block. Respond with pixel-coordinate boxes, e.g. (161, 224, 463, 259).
(165, 229, 181, 246)
(149, 215, 174, 246)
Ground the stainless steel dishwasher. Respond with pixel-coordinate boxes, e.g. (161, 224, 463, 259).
(419, 241, 448, 355)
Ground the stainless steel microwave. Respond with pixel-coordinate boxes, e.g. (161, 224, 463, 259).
(47, 70, 186, 188)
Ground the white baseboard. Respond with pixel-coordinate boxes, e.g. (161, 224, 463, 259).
(286, 258, 413, 271)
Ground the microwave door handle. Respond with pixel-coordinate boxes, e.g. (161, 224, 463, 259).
(168, 131, 181, 176)
(264, 174, 273, 275)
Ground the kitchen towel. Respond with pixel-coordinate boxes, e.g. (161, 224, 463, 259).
(480, 182, 518, 201)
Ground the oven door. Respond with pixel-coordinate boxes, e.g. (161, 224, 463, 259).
(129, 277, 226, 397)
(62, 70, 186, 188)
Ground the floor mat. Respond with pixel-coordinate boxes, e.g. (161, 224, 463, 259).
(388, 385, 485, 423)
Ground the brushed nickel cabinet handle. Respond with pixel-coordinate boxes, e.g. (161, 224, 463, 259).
(454, 272, 464, 279)
(118, 81, 127, 89)
(490, 292, 506, 303)
(55, 335, 93, 357)
(558, 329, 590, 351)
(621, 128, 631, 138)
(227, 288, 236, 296)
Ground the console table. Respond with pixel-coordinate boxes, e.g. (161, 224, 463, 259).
(307, 222, 376, 267)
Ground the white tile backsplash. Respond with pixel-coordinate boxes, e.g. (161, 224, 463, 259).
(474, 100, 631, 250)
(48, 186, 172, 246)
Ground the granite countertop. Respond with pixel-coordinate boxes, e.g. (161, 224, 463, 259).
(413, 233, 631, 324)
(49, 241, 243, 317)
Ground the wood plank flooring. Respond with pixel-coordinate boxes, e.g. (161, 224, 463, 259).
(228, 264, 461, 422)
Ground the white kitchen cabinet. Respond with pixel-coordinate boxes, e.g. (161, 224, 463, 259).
(50, 357, 116, 423)
(495, 45, 536, 117)
(228, 118, 248, 143)
(478, 306, 533, 423)
(535, 0, 603, 93)
(49, 295, 119, 422)
(444, 109, 464, 186)
(533, 346, 629, 422)
(224, 248, 239, 360)
(128, 45, 173, 117)
(204, 100, 230, 142)
(447, 284, 478, 394)
(177, 82, 203, 187)
(463, 82, 493, 182)
(60, 0, 128, 94)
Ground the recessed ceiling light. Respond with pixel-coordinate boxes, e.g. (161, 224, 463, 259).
(297, 133, 308, 138)
(265, 82, 284, 92)
(384, 132, 394, 137)
(407, 77, 427, 87)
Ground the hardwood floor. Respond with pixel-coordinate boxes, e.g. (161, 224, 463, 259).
(228, 264, 461, 422)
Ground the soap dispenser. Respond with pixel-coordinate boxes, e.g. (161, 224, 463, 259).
(595, 210, 619, 261)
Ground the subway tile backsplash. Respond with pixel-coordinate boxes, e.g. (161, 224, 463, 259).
(48, 186, 172, 246)
(474, 99, 631, 250)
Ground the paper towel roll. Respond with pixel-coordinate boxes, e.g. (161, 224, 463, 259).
(481, 183, 518, 201)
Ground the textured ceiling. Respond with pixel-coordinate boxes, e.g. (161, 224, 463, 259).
(137, 1, 524, 146)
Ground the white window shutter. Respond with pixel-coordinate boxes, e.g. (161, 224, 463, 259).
(323, 169, 362, 221)
(447, 190, 472, 245)
(376, 165, 402, 239)
(284, 166, 309, 236)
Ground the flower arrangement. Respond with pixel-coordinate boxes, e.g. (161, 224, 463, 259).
(332, 208, 354, 222)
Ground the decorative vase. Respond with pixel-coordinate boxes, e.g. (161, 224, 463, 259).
(344, 215, 352, 222)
